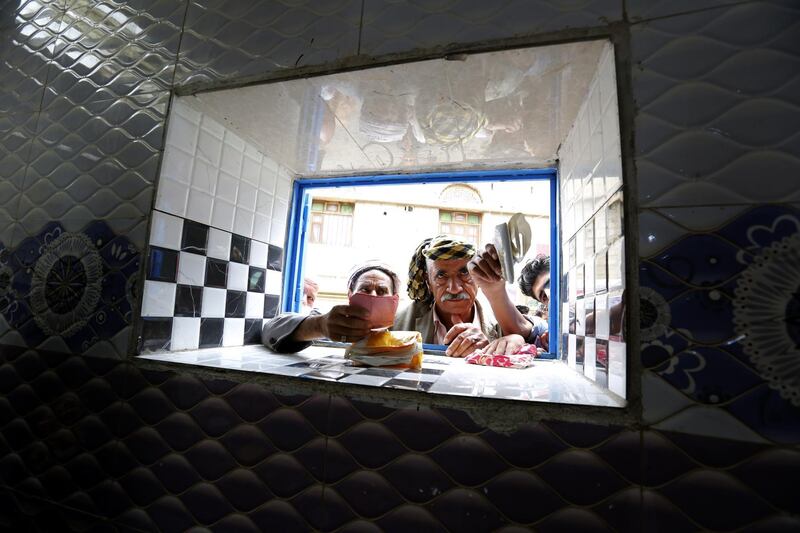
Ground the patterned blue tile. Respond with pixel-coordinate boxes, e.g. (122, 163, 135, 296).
(653, 346, 763, 405)
(651, 234, 745, 287)
(716, 338, 760, 373)
(715, 204, 800, 260)
(0, 221, 139, 356)
(725, 385, 800, 444)
(669, 289, 735, 345)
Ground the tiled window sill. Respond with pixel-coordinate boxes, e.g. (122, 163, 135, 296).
(138, 344, 624, 408)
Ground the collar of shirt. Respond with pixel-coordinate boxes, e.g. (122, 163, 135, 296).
(431, 304, 480, 345)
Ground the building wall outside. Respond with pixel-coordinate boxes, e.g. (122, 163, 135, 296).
(305, 194, 550, 312)
(0, 0, 798, 530)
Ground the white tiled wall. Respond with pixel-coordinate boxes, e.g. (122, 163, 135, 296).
(559, 42, 621, 240)
(156, 98, 292, 246)
(557, 42, 626, 399)
(142, 98, 287, 353)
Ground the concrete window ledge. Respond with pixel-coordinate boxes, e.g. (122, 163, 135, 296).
(136, 344, 631, 432)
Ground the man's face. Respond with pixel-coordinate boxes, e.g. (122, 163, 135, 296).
(426, 257, 477, 319)
(530, 272, 550, 307)
(349, 269, 394, 297)
(302, 285, 318, 308)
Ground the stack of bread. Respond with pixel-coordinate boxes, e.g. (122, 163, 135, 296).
(345, 330, 423, 370)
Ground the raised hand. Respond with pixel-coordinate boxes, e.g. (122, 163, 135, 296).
(467, 243, 505, 292)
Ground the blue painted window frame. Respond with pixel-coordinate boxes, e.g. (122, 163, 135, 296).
(283, 168, 560, 357)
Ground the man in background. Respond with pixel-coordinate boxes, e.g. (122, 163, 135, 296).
(301, 277, 319, 314)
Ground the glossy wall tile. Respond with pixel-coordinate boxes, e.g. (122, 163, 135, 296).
(2, 0, 800, 530)
(631, 1, 800, 207)
(0, 0, 66, 246)
(11, 0, 188, 248)
(142, 95, 291, 352)
(2, 345, 797, 531)
(175, 0, 362, 86)
(156, 98, 291, 245)
(140, 209, 283, 352)
(360, 0, 623, 57)
(16, 90, 169, 246)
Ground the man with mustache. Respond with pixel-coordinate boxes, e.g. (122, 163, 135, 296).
(393, 235, 501, 357)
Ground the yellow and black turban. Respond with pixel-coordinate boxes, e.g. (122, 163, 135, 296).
(407, 235, 476, 303)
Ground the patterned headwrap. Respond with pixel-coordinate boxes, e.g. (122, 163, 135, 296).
(407, 235, 476, 303)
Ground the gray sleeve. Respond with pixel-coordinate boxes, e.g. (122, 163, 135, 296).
(261, 311, 318, 353)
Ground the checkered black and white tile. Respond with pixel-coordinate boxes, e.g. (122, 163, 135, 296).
(144, 348, 453, 392)
(139, 209, 282, 352)
(284, 355, 448, 391)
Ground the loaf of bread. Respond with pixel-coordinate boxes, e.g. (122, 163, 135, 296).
(345, 330, 423, 370)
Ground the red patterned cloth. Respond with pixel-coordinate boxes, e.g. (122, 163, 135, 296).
(465, 343, 538, 368)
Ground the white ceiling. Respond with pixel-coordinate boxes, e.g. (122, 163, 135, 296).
(183, 40, 609, 177)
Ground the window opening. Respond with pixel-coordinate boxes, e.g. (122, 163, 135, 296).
(283, 169, 559, 360)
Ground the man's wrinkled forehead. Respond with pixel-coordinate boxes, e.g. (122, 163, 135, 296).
(355, 269, 392, 287)
(425, 257, 470, 275)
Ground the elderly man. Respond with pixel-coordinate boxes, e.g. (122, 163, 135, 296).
(263, 262, 401, 353)
(394, 235, 501, 357)
(301, 277, 320, 314)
